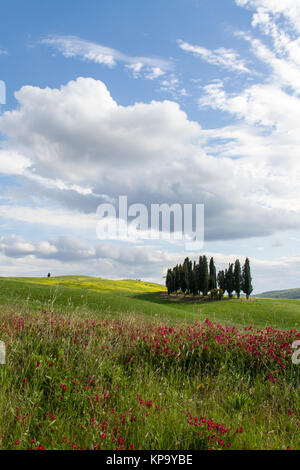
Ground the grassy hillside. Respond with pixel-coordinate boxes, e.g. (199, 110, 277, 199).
(258, 287, 300, 299)
(0, 276, 299, 450)
(0, 276, 299, 330)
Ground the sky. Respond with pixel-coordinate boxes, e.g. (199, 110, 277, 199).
(1, 0, 300, 293)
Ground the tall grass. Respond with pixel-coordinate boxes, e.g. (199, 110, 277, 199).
(0, 307, 299, 450)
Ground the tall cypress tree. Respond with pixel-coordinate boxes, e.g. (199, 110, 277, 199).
(190, 261, 197, 295)
(166, 269, 172, 295)
(199, 255, 209, 296)
(234, 259, 242, 299)
(188, 259, 193, 294)
(174, 265, 180, 293)
(183, 257, 192, 294)
(208, 257, 217, 291)
(217, 269, 226, 293)
(241, 257, 253, 299)
(179, 264, 186, 294)
(194, 260, 200, 295)
(166, 255, 254, 300)
(225, 263, 235, 298)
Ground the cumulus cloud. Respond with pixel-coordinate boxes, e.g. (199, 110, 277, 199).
(0, 76, 300, 243)
(194, 1, 300, 222)
(41, 35, 171, 80)
(178, 40, 251, 73)
(0, 150, 31, 175)
(0, 235, 58, 258)
(0, 234, 177, 279)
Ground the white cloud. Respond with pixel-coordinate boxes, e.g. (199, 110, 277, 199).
(236, 0, 300, 33)
(41, 35, 172, 79)
(1, 76, 300, 243)
(196, 0, 300, 217)
(0, 0, 300, 290)
(0, 204, 98, 232)
(178, 40, 251, 73)
(145, 67, 165, 80)
(0, 150, 31, 175)
(0, 234, 178, 282)
(0, 235, 58, 258)
(235, 2, 300, 93)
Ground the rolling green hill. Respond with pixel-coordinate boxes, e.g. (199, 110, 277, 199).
(0, 275, 299, 329)
(0, 275, 299, 450)
(258, 287, 300, 299)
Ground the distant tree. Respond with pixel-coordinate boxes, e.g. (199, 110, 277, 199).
(183, 257, 193, 294)
(234, 259, 242, 298)
(225, 263, 235, 298)
(165, 255, 254, 301)
(194, 261, 200, 295)
(179, 264, 186, 294)
(47, 273, 51, 278)
(199, 255, 209, 296)
(166, 269, 173, 295)
(241, 257, 253, 299)
(173, 265, 180, 293)
(217, 270, 226, 293)
(190, 261, 198, 295)
(208, 257, 217, 292)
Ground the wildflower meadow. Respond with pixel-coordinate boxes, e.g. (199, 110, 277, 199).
(0, 298, 299, 450)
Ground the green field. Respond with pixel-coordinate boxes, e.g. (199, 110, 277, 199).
(0, 276, 299, 450)
(0, 275, 300, 330)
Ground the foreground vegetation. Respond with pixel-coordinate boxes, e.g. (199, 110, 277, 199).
(0, 276, 299, 450)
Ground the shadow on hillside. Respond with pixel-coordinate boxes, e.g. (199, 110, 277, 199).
(132, 291, 230, 306)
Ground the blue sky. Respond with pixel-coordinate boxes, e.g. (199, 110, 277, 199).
(1, 0, 300, 292)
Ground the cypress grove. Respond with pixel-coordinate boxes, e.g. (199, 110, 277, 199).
(166, 256, 253, 299)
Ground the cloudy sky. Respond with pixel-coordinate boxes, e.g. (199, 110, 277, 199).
(1, 0, 300, 293)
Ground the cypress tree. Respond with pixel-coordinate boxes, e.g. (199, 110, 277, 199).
(199, 255, 209, 296)
(194, 260, 200, 295)
(174, 265, 180, 293)
(208, 257, 217, 291)
(179, 264, 186, 294)
(241, 257, 253, 299)
(166, 255, 254, 300)
(183, 257, 192, 294)
(225, 263, 235, 298)
(166, 269, 172, 295)
(234, 259, 242, 299)
(190, 261, 198, 295)
(217, 269, 226, 293)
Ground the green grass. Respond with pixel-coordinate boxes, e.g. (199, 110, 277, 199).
(0, 276, 299, 450)
(0, 276, 299, 330)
